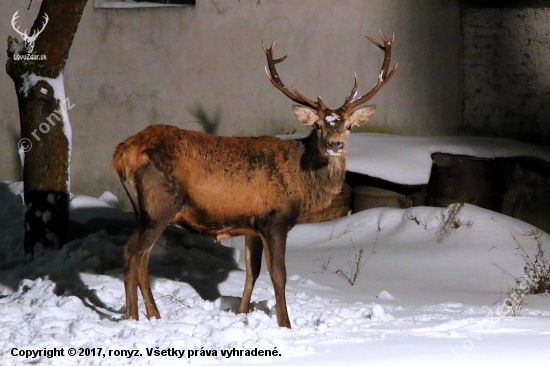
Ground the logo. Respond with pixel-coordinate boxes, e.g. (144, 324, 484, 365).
(11, 10, 48, 60)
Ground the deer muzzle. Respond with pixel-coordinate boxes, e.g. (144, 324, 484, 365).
(325, 139, 345, 156)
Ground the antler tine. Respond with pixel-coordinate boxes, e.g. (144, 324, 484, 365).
(344, 30, 398, 111)
(11, 11, 29, 39)
(263, 41, 319, 110)
(341, 72, 359, 108)
(28, 13, 49, 40)
(364, 35, 384, 51)
(317, 96, 328, 110)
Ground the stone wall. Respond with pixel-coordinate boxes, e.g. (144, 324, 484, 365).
(461, 1, 550, 145)
(0, 0, 461, 201)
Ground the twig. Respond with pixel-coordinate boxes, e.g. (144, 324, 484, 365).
(335, 243, 366, 286)
(436, 199, 471, 244)
(314, 247, 334, 272)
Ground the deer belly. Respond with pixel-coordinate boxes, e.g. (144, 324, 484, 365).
(173, 207, 256, 241)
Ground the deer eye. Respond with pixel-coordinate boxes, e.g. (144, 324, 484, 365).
(346, 125, 353, 131)
(314, 122, 323, 130)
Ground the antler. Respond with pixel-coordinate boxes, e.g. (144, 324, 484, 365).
(26, 13, 48, 42)
(342, 30, 398, 111)
(11, 11, 29, 40)
(263, 41, 327, 111)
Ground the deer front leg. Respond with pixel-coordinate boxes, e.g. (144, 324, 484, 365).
(238, 235, 263, 314)
(261, 230, 291, 328)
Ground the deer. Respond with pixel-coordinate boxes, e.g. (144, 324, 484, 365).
(112, 30, 397, 328)
(11, 11, 49, 53)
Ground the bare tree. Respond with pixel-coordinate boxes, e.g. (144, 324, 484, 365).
(6, 0, 88, 257)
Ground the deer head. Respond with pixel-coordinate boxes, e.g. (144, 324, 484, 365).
(264, 30, 397, 157)
(11, 11, 49, 54)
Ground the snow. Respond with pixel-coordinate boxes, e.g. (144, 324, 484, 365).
(325, 149, 340, 157)
(98, 191, 122, 210)
(325, 113, 340, 126)
(348, 89, 359, 103)
(376, 290, 395, 300)
(1, 177, 549, 365)
(347, 134, 550, 185)
(8, 39, 26, 54)
(2, 132, 550, 363)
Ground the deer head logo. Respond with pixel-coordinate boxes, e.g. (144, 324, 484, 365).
(11, 11, 49, 54)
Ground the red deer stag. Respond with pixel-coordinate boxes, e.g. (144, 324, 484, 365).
(113, 30, 397, 328)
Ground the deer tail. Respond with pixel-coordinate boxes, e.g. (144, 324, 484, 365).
(112, 137, 150, 181)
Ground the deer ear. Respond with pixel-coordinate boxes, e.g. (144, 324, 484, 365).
(292, 105, 319, 126)
(350, 105, 377, 126)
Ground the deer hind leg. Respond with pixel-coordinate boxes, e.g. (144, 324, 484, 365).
(123, 231, 142, 320)
(124, 225, 168, 320)
(238, 235, 263, 314)
(120, 178, 139, 218)
(259, 228, 291, 328)
(123, 163, 183, 320)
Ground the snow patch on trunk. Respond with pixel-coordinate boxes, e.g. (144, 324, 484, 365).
(19, 72, 72, 188)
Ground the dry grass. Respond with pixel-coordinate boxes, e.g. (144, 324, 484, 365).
(436, 200, 472, 244)
(314, 247, 335, 272)
(334, 218, 381, 286)
(502, 286, 525, 316)
(514, 230, 550, 295)
(335, 243, 366, 286)
(502, 229, 550, 316)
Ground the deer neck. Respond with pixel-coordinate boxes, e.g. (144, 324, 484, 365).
(298, 130, 346, 210)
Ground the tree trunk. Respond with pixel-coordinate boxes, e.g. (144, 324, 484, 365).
(6, 0, 88, 258)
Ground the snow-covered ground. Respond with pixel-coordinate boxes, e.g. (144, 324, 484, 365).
(1, 179, 549, 365)
(1, 134, 550, 365)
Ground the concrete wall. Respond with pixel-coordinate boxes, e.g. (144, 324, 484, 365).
(0, 0, 461, 201)
(461, 2, 550, 145)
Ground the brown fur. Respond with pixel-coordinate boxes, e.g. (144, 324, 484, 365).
(113, 124, 347, 328)
(113, 125, 346, 238)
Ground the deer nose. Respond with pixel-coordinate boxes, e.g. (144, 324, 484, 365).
(326, 141, 344, 151)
